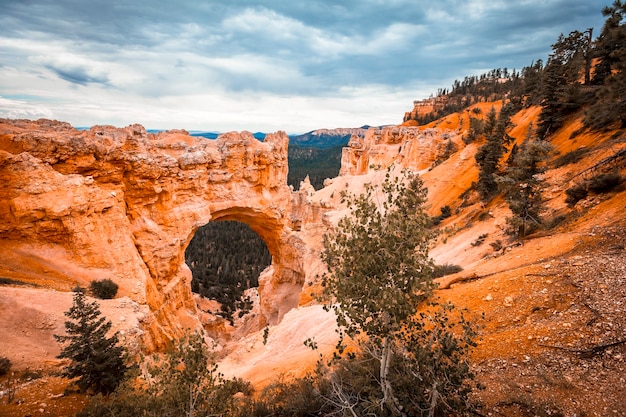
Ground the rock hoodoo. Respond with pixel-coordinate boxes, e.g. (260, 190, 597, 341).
(0, 119, 304, 349)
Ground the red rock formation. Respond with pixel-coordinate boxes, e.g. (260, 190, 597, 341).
(0, 119, 302, 350)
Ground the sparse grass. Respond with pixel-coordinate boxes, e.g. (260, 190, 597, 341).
(18, 369, 43, 381)
(0, 277, 33, 286)
(471, 233, 488, 246)
(496, 393, 565, 417)
(538, 368, 575, 390)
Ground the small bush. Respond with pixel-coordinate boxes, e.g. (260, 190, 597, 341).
(471, 233, 488, 246)
(545, 214, 567, 230)
(431, 205, 453, 225)
(432, 263, 463, 278)
(89, 279, 119, 299)
(490, 240, 503, 251)
(0, 356, 11, 376)
(552, 148, 588, 168)
(587, 172, 623, 193)
(565, 184, 588, 206)
(19, 369, 42, 380)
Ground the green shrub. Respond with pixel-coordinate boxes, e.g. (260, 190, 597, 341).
(0, 356, 11, 376)
(78, 332, 254, 417)
(552, 148, 588, 168)
(255, 374, 328, 416)
(432, 263, 463, 278)
(587, 172, 623, 193)
(565, 184, 588, 206)
(89, 279, 119, 299)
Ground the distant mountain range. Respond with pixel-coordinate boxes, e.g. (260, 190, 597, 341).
(288, 126, 371, 148)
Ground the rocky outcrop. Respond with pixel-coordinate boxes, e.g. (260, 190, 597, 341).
(0, 119, 303, 350)
(0, 118, 459, 355)
(340, 126, 458, 175)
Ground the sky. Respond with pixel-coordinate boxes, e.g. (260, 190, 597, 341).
(0, 0, 610, 133)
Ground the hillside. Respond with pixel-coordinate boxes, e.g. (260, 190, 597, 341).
(225, 103, 626, 415)
(1, 101, 624, 416)
(2, 5, 626, 408)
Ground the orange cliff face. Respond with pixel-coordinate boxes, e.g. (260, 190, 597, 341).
(0, 119, 307, 354)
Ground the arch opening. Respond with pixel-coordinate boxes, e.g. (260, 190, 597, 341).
(185, 219, 271, 325)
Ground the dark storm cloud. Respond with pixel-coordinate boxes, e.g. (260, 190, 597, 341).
(46, 64, 110, 86)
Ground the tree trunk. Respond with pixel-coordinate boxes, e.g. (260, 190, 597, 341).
(380, 338, 405, 416)
(428, 381, 439, 417)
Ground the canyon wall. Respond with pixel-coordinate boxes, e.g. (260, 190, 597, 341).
(340, 126, 457, 175)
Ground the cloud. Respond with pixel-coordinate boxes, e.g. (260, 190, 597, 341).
(0, 96, 54, 120)
(0, 0, 610, 131)
(45, 64, 110, 86)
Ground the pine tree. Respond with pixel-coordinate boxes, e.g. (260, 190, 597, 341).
(475, 105, 514, 201)
(498, 125, 554, 237)
(55, 288, 129, 394)
(585, 0, 626, 129)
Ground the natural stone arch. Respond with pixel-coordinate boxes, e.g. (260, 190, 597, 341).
(188, 207, 306, 327)
(0, 120, 308, 351)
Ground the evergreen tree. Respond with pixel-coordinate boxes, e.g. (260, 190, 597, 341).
(520, 60, 544, 106)
(537, 30, 592, 138)
(475, 105, 514, 201)
(585, 0, 626, 129)
(537, 55, 569, 138)
(185, 220, 271, 323)
(55, 288, 129, 395)
(498, 125, 555, 237)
